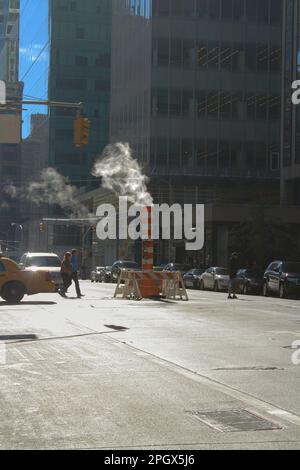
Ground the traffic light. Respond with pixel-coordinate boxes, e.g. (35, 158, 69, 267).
(74, 115, 91, 147)
(39, 222, 45, 233)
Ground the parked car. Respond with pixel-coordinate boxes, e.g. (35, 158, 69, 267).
(99, 266, 112, 283)
(263, 261, 300, 299)
(90, 266, 105, 283)
(236, 269, 263, 295)
(111, 260, 139, 282)
(19, 252, 62, 289)
(199, 267, 229, 292)
(183, 268, 205, 289)
(0, 255, 56, 303)
(163, 263, 191, 276)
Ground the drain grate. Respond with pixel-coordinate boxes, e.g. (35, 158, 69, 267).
(190, 409, 282, 433)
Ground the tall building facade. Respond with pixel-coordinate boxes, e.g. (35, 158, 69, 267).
(281, 0, 300, 205)
(48, 0, 112, 187)
(110, 0, 283, 265)
(0, 0, 22, 255)
(0, 0, 19, 83)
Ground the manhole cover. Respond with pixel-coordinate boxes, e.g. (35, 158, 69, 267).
(190, 409, 282, 433)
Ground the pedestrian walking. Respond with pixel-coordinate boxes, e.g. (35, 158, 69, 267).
(59, 252, 73, 298)
(228, 252, 240, 300)
(71, 249, 84, 298)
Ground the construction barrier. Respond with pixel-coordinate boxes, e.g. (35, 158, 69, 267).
(114, 269, 189, 301)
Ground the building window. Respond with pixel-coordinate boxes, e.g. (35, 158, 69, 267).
(156, 38, 169, 66)
(152, 0, 170, 16)
(169, 139, 181, 167)
(70, 1, 77, 12)
(270, 0, 282, 24)
(197, 43, 208, 67)
(56, 78, 87, 90)
(221, 0, 233, 20)
(208, 0, 220, 19)
(170, 39, 182, 67)
(270, 152, 279, 171)
(257, 0, 269, 23)
(169, 89, 181, 116)
(95, 54, 111, 67)
(257, 45, 269, 72)
(95, 80, 110, 91)
(75, 56, 88, 66)
(155, 89, 168, 115)
(183, 0, 195, 16)
(196, 0, 206, 18)
(171, 0, 183, 16)
(156, 137, 168, 167)
(246, 0, 256, 21)
(76, 27, 85, 39)
(233, 0, 244, 20)
(206, 141, 218, 169)
(55, 129, 73, 140)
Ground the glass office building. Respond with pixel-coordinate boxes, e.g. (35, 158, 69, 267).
(0, 0, 19, 83)
(110, 0, 283, 264)
(281, 0, 300, 205)
(48, 0, 112, 186)
(0, 0, 22, 245)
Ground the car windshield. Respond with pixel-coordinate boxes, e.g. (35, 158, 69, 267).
(121, 262, 138, 269)
(216, 268, 229, 275)
(283, 263, 300, 274)
(26, 256, 61, 268)
(193, 269, 203, 275)
(189, 269, 203, 276)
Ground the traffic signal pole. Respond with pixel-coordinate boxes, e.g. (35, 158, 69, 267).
(3, 99, 83, 109)
(1, 99, 90, 146)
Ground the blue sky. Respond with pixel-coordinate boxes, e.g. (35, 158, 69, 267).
(19, 0, 49, 137)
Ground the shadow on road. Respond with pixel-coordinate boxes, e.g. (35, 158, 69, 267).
(104, 324, 129, 331)
(0, 301, 57, 306)
(0, 334, 38, 341)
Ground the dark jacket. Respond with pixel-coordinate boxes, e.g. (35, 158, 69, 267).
(61, 259, 72, 275)
(229, 256, 239, 279)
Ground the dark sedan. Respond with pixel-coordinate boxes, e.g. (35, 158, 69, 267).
(236, 269, 263, 295)
(263, 261, 300, 299)
(163, 263, 191, 276)
(183, 269, 205, 289)
(111, 260, 139, 282)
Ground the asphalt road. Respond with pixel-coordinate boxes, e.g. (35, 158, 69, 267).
(0, 281, 300, 450)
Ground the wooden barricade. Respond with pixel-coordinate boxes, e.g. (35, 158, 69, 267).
(114, 270, 189, 301)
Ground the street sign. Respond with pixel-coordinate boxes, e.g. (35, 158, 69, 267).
(0, 114, 21, 143)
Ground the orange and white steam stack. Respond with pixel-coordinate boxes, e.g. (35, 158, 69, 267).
(141, 206, 154, 271)
(139, 206, 161, 297)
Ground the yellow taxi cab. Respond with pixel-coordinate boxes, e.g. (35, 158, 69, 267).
(0, 255, 56, 303)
